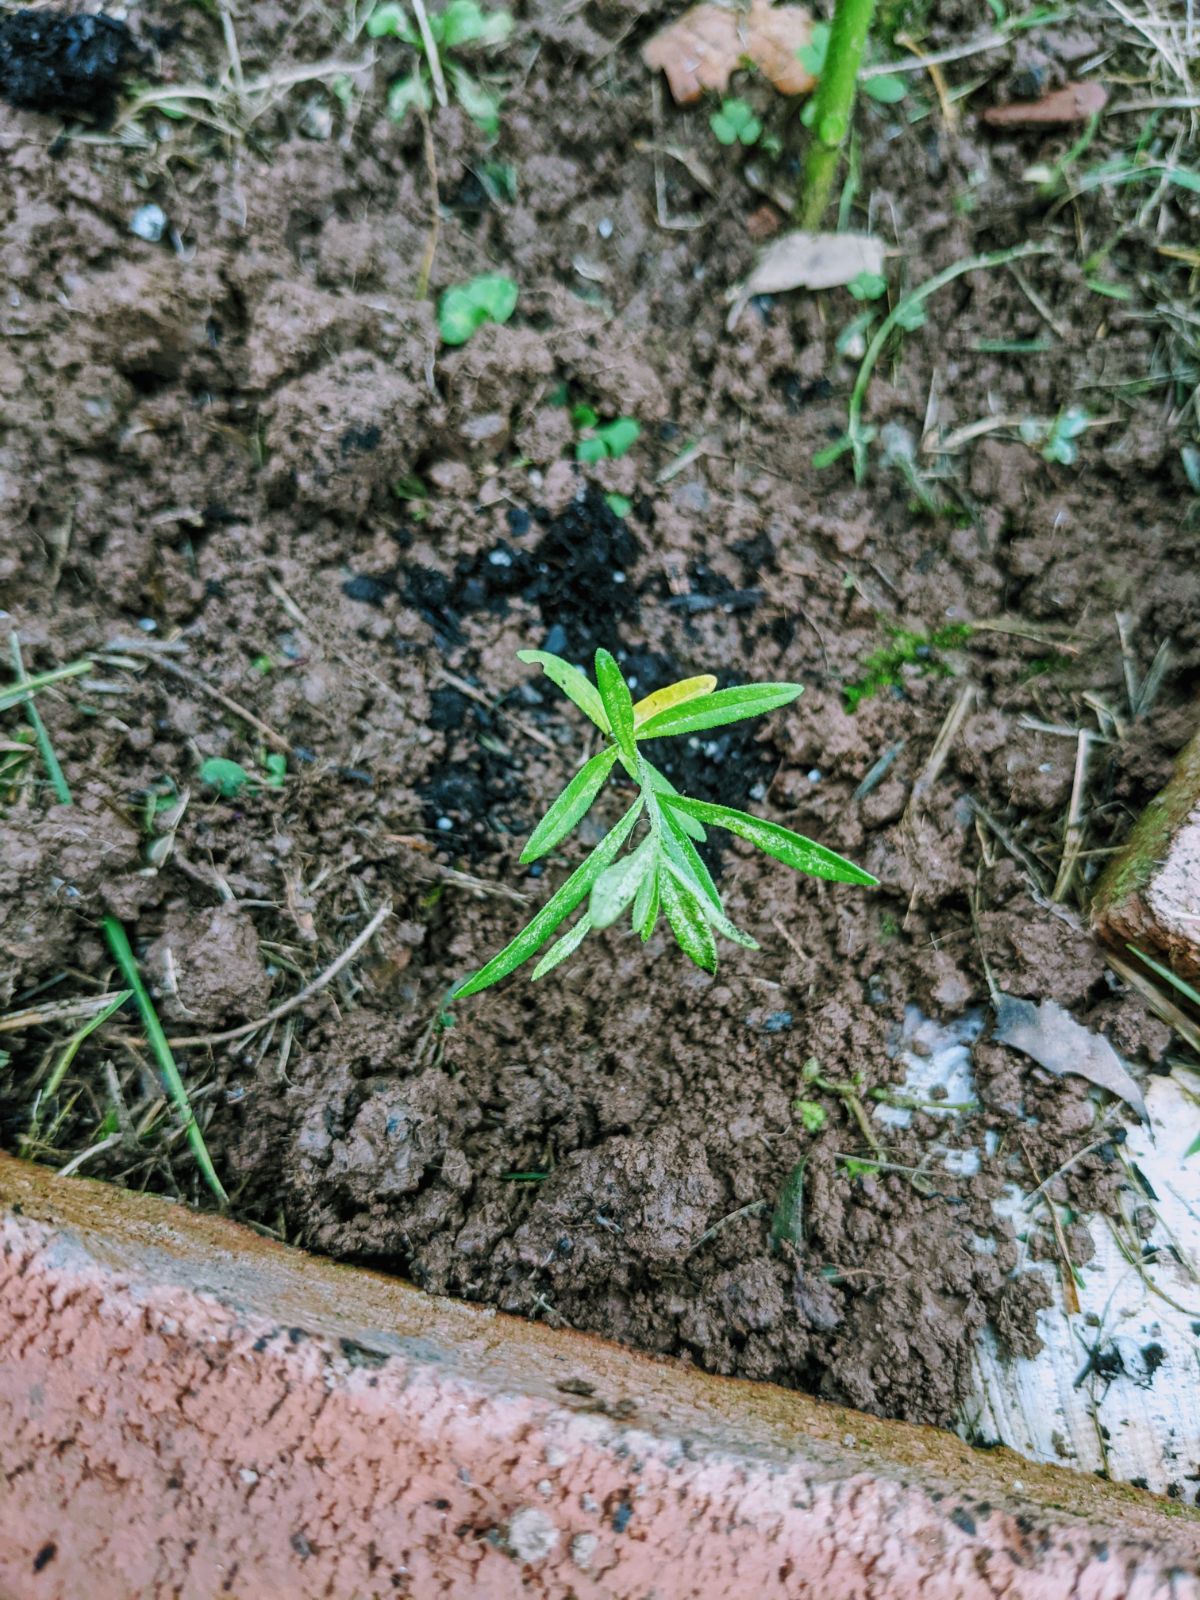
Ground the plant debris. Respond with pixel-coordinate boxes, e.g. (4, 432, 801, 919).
(642, 0, 815, 105)
(993, 993, 1149, 1123)
(738, 230, 885, 298)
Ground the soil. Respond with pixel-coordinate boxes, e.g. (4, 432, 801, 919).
(2, 0, 1197, 1436)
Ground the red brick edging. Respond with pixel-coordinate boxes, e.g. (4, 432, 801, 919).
(2, 1153, 1198, 1598)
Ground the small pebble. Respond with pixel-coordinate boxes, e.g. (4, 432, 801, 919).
(137, 617, 157, 632)
(130, 203, 168, 242)
(436, 817, 453, 832)
(598, 216, 613, 239)
(807, 768, 822, 783)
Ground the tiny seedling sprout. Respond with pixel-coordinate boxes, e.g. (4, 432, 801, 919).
(437, 273, 518, 345)
(710, 97, 763, 146)
(368, 0, 512, 137)
(571, 406, 641, 463)
(452, 650, 876, 999)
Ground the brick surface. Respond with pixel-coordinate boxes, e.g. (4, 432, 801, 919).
(2, 1153, 1199, 1599)
(1093, 727, 1200, 980)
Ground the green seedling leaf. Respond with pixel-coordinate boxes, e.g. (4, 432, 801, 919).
(440, 0, 513, 47)
(796, 22, 829, 76)
(199, 757, 252, 798)
(589, 841, 652, 928)
(605, 492, 632, 518)
(659, 870, 717, 973)
(812, 433, 855, 469)
(847, 270, 888, 301)
(532, 913, 592, 980)
(576, 436, 607, 464)
(594, 648, 636, 763)
(437, 274, 519, 346)
(387, 70, 430, 122)
(864, 73, 907, 103)
(796, 1100, 827, 1133)
(659, 809, 721, 909)
(662, 794, 878, 885)
(263, 753, 287, 788)
(632, 864, 660, 939)
(448, 63, 501, 137)
(367, 3, 418, 41)
(637, 682, 803, 739)
(662, 855, 759, 949)
(517, 649, 609, 732)
(894, 300, 927, 331)
(595, 417, 640, 457)
(711, 98, 762, 145)
(642, 761, 706, 840)
(452, 799, 643, 998)
(571, 403, 600, 429)
(520, 745, 619, 863)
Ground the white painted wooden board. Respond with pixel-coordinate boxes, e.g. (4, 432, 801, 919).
(883, 1010, 1200, 1496)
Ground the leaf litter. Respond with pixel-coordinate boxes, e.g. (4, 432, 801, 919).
(993, 993, 1150, 1123)
(642, 0, 815, 105)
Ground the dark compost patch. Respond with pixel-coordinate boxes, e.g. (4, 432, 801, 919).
(1, 0, 1197, 1432)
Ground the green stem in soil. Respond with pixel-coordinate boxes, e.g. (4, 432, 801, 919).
(7, 632, 229, 1208)
(28, 989, 134, 1144)
(798, 0, 878, 230)
(844, 240, 1054, 482)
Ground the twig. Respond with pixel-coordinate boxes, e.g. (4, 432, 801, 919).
(0, 992, 127, 1034)
(411, 0, 449, 106)
(0, 655, 92, 714)
(1021, 1138, 1080, 1316)
(967, 796, 1051, 896)
(688, 1200, 767, 1255)
(168, 901, 393, 1048)
(905, 683, 974, 819)
(1052, 729, 1091, 902)
(218, 0, 245, 95)
(105, 645, 292, 754)
(415, 105, 440, 298)
(56, 1134, 124, 1179)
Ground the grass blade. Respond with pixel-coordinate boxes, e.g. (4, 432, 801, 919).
(102, 915, 229, 1208)
(0, 655, 93, 715)
(10, 631, 228, 1207)
(660, 869, 717, 972)
(1127, 944, 1200, 1008)
(594, 648, 636, 762)
(636, 682, 803, 739)
(517, 649, 608, 732)
(633, 673, 717, 728)
(453, 799, 644, 998)
(663, 794, 877, 885)
(520, 745, 618, 863)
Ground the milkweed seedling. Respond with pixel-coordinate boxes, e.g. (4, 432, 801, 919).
(452, 650, 876, 999)
(367, 0, 512, 137)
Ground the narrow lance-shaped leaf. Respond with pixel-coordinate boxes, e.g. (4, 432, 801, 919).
(659, 869, 718, 973)
(632, 863, 659, 940)
(641, 760, 706, 840)
(662, 794, 877, 886)
(517, 649, 609, 732)
(589, 840, 653, 929)
(594, 648, 636, 763)
(658, 807, 721, 909)
(520, 745, 618, 864)
(636, 682, 803, 740)
(452, 800, 644, 999)
(532, 914, 593, 981)
(632, 673, 717, 728)
(661, 857, 759, 950)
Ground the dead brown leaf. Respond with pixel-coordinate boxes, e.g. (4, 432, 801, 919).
(642, 0, 815, 106)
(993, 993, 1149, 1123)
(982, 80, 1108, 128)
